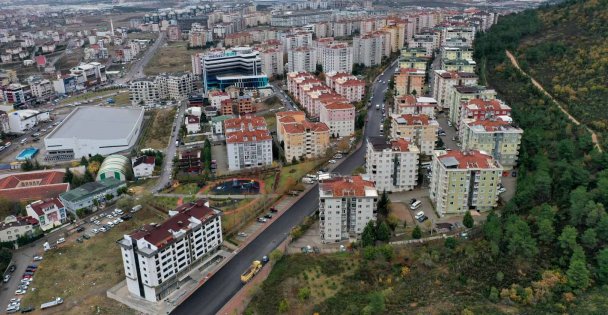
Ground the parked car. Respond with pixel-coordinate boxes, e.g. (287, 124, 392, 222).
(82, 234, 91, 240)
(328, 159, 337, 164)
(94, 220, 101, 225)
(15, 290, 26, 295)
(99, 227, 107, 233)
(264, 214, 273, 219)
(3, 274, 10, 283)
(8, 265, 16, 272)
(237, 232, 247, 237)
(257, 217, 267, 223)
(120, 214, 133, 221)
(76, 226, 85, 233)
(91, 229, 99, 234)
(20, 306, 34, 313)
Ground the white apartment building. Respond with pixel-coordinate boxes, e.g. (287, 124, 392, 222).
(365, 137, 420, 192)
(29, 79, 54, 100)
(352, 33, 384, 67)
(319, 176, 378, 243)
(393, 95, 437, 118)
(118, 199, 223, 302)
(129, 73, 194, 106)
(226, 129, 273, 171)
(259, 48, 284, 78)
(429, 150, 503, 216)
(8, 109, 50, 133)
(390, 114, 438, 155)
(319, 42, 353, 73)
(432, 70, 478, 109)
(282, 31, 313, 51)
(287, 47, 317, 73)
(319, 102, 355, 138)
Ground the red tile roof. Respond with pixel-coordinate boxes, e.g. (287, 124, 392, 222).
(130, 199, 217, 249)
(0, 183, 70, 202)
(224, 116, 267, 131)
(226, 129, 272, 143)
(439, 150, 499, 169)
(282, 121, 329, 134)
(391, 138, 411, 151)
(0, 170, 69, 202)
(28, 198, 64, 216)
(323, 102, 354, 110)
(186, 115, 200, 124)
(396, 114, 431, 125)
(320, 176, 376, 197)
(465, 99, 511, 112)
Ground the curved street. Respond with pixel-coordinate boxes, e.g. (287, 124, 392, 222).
(171, 59, 399, 315)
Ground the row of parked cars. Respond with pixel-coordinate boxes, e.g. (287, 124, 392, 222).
(90, 208, 132, 234)
(5, 257, 42, 313)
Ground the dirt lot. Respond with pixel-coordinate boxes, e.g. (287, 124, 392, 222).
(144, 41, 205, 75)
(140, 108, 176, 150)
(20, 207, 167, 315)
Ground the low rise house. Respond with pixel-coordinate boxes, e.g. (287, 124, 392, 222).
(25, 198, 67, 231)
(390, 114, 438, 155)
(0, 216, 37, 243)
(132, 156, 155, 178)
(185, 115, 201, 134)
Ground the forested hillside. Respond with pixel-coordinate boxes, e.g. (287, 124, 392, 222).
(474, 0, 608, 312)
(514, 0, 608, 147)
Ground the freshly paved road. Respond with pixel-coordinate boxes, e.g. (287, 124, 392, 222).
(171, 59, 399, 315)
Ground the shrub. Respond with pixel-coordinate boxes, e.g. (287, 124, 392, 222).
(298, 287, 311, 301)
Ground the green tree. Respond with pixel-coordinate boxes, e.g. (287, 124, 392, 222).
(376, 221, 390, 242)
(567, 247, 591, 290)
(504, 216, 538, 258)
(444, 237, 457, 249)
(377, 191, 390, 218)
(581, 228, 598, 250)
(297, 287, 310, 301)
(80, 156, 88, 166)
(412, 225, 422, 239)
(63, 168, 73, 184)
(585, 202, 606, 227)
(379, 244, 394, 261)
(537, 218, 555, 245)
(278, 298, 289, 313)
(558, 226, 579, 254)
(596, 248, 608, 284)
(463, 211, 474, 228)
(361, 221, 376, 247)
(362, 292, 385, 315)
(568, 186, 589, 226)
(21, 160, 33, 171)
(597, 216, 608, 242)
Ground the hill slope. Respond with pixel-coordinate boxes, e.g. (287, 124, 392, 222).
(515, 0, 608, 146)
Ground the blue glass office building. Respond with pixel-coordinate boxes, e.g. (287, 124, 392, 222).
(202, 47, 269, 94)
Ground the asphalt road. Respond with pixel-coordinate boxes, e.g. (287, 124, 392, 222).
(172, 59, 399, 315)
(116, 32, 165, 85)
(152, 101, 186, 192)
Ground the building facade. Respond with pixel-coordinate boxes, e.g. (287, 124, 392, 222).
(390, 114, 438, 155)
(25, 198, 67, 231)
(118, 199, 222, 302)
(460, 118, 523, 169)
(365, 137, 420, 192)
(429, 150, 503, 216)
(201, 47, 269, 94)
(319, 102, 355, 138)
(319, 176, 378, 243)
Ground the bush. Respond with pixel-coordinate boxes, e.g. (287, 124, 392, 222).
(278, 298, 289, 313)
(298, 287, 311, 301)
(412, 226, 422, 239)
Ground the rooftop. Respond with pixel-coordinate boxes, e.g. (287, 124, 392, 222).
(0, 170, 69, 202)
(224, 116, 267, 131)
(225, 129, 272, 144)
(59, 178, 124, 203)
(393, 114, 433, 126)
(27, 198, 64, 216)
(47, 107, 144, 141)
(319, 175, 377, 198)
(129, 199, 219, 249)
(437, 150, 501, 169)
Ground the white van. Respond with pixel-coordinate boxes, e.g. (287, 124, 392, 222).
(20, 138, 27, 144)
(414, 211, 425, 220)
(410, 200, 422, 210)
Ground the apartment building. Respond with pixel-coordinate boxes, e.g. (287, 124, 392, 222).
(29, 79, 54, 101)
(271, 11, 332, 27)
(119, 199, 223, 302)
(319, 176, 378, 243)
(447, 85, 497, 126)
(401, 47, 429, 59)
(460, 118, 523, 169)
(390, 114, 438, 155)
(394, 68, 425, 96)
(226, 129, 273, 171)
(282, 31, 313, 51)
(407, 32, 439, 56)
(320, 101, 355, 138)
(319, 42, 353, 73)
(224, 32, 253, 47)
(429, 150, 503, 216)
(458, 98, 511, 129)
(440, 46, 474, 62)
(365, 137, 420, 192)
(224, 116, 267, 133)
(69, 62, 107, 88)
(441, 59, 476, 72)
(325, 72, 365, 103)
(287, 47, 317, 73)
(352, 33, 384, 67)
(259, 48, 284, 78)
(432, 70, 478, 109)
(129, 73, 194, 106)
(441, 27, 475, 46)
(393, 95, 436, 118)
(399, 56, 428, 71)
(189, 31, 207, 48)
(208, 90, 230, 108)
(278, 112, 330, 162)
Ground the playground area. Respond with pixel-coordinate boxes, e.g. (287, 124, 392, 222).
(211, 178, 261, 195)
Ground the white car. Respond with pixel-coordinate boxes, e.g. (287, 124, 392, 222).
(56, 237, 65, 244)
(99, 227, 107, 233)
(328, 159, 337, 164)
(33, 255, 43, 261)
(15, 289, 26, 295)
(91, 229, 99, 234)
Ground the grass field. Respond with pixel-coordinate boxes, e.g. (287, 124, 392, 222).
(277, 160, 320, 193)
(150, 196, 196, 210)
(58, 89, 129, 106)
(169, 183, 200, 195)
(140, 108, 176, 150)
(20, 207, 167, 314)
(144, 42, 204, 75)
